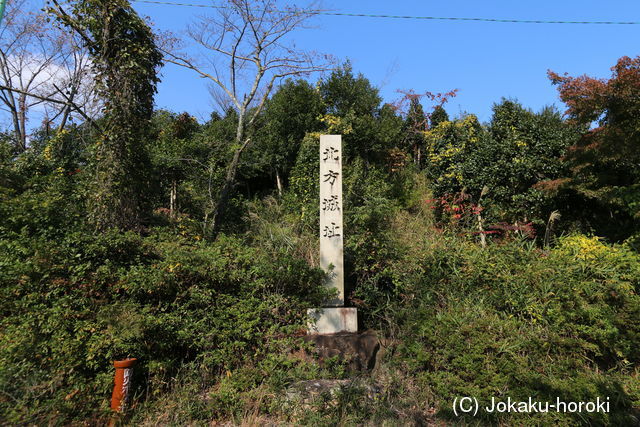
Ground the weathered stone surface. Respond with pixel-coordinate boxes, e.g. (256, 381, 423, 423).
(319, 134, 344, 306)
(307, 307, 357, 334)
(303, 330, 380, 372)
(285, 379, 382, 406)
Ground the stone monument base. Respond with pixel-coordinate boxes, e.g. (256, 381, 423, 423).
(303, 330, 379, 371)
(307, 307, 357, 334)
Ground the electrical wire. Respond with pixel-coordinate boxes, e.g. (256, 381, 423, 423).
(131, 0, 640, 25)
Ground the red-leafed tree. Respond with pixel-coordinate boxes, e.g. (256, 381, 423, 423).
(548, 56, 640, 240)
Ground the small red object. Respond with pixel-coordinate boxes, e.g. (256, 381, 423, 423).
(111, 358, 137, 412)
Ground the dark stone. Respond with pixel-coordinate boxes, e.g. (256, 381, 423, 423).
(285, 379, 382, 405)
(303, 330, 380, 371)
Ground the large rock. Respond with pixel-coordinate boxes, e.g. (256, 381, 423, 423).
(303, 330, 380, 371)
(285, 378, 382, 406)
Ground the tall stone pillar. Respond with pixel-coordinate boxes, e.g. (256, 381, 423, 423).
(319, 134, 344, 306)
(308, 135, 357, 334)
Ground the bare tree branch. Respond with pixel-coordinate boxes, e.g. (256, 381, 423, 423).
(0, 83, 102, 133)
(0, 0, 101, 150)
(164, 0, 333, 236)
(48, 0, 96, 52)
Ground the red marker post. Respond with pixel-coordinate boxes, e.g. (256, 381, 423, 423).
(110, 358, 137, 412)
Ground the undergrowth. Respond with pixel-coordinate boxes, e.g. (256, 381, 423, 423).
(2, 174, 639, 425)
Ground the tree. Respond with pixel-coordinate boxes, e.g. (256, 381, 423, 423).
(320, 61, 381, 118)
(430, 105, 449, 128)
(49, 0, 163, 231)
(148, 111, 200, 219)
(0, 0, 98, 152)
(482, 100, 576, 223)
(424, 100, 578, 232)
(319, 62, 384, 163)
(548, 56, 640, 234)
(374, 103, 404, 154)
(424, 113, 486, 198)
(163, 0, 331, 235)
(402, 97, 426, 166)
(392, 89, 457, 168)
(261, 78, 324, 195)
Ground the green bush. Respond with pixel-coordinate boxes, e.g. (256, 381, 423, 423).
(0, 229, 327, 423)
(424, 101, 578, 230)
(0, 151, 87, 239)
(383, 230, 640, 425)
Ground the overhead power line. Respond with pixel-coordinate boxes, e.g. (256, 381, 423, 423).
(132, 0, 640, 25)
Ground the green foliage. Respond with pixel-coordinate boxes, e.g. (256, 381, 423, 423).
(0, 131, 88, 239)
(320, 61, 381, 118)
(0, 169, 85, 238)
(424, 113, 485, 196)
(430, 105, 449, 128)
(286, 133, 321, 229)
(149, 111, 201, 172)
(259, 79, 324, 185)
(343, 159, 401, 294)
(318, 63, 397, 164)
(484, 101, 576, 216)
(376, 216, 640, 425)
(49, 0, 163, 231)
(147, 110, 202, 216)
(148, 109, 243, 233)
(402, 98, 427, 165)
(376, 103, 405, 151)
(425, 100, 578, 230)
(0, 229, 326, 423)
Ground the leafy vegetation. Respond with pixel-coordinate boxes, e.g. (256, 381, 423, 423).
(1, 1, 639, 423)
(48, 0, 164, 231)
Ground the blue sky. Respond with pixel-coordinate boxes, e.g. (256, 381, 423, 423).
(131, 0, 640, 123)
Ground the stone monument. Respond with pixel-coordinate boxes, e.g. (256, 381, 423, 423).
(308, 135, 357, 334)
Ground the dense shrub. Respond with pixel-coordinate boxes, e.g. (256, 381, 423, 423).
(380, 226, 640, 425)
(0, 146, 87, 239)
(0, 229, 327, 423)
(424, 101, 578, 231)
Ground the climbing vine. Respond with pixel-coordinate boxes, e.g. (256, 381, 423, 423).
(49, 0, 163, 230)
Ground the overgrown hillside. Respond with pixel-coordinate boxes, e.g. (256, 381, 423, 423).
(1, 1, 639, 424)
(2, 171, 639, 425)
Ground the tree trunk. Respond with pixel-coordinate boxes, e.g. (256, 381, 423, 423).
(275, 168, 283, 196)
(210, 137, 251, 236)
(18, 93, 27, 151)
(210, 109, 253, 236)
(43, 117, 51, 138)
(9, 104, 22, 152)
(58, 82, 78, 132)
(169, 179, 177, 219)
